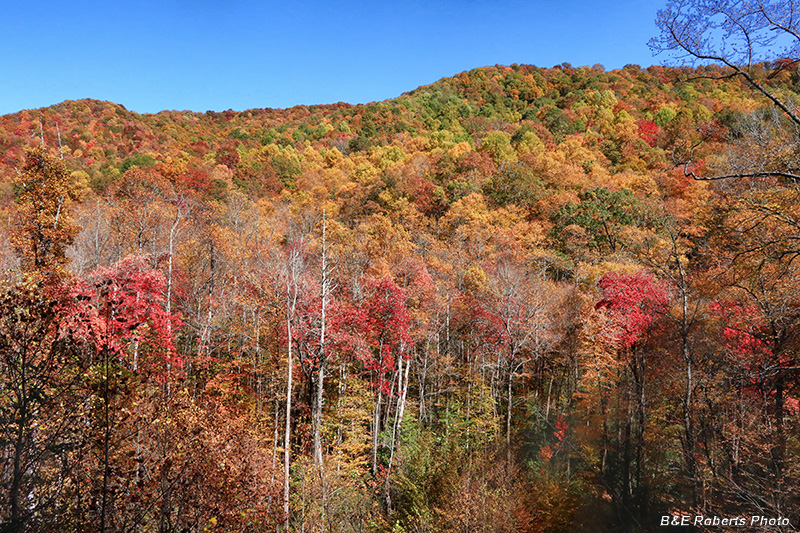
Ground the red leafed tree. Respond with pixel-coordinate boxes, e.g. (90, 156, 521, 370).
(709, 301, 773, 366)
(595, 270, 668, 511)
(707, 300, 790, 417)
(68, 255, 182, 379)
(358, 277, 412, 394)
(64, 255, 183, 530)
(635, 119, 660, 147)
(596, 271, 669, 349)
(708, 298, 800, 495)
(354, 277, 412, 481)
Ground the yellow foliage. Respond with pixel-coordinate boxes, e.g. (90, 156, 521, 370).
(576, 260, 640, 287)
(428, 130, 454, 150)
(462, 264, 488, 292)
(370, 144, 407, 169)
(604, 170, 659, 196)
(448, 141, 472, 159)
(351, 161, 380, 187)
(510, 220, 548, 249)
(302, 145, 323, 167)
(70, 170, 92, 198)
(323, 147, 344, 167)
(260, 143, 281, 159)
(515, 130, 545, 157)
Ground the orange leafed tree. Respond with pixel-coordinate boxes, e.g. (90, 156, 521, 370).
(10, 147, 80, 279)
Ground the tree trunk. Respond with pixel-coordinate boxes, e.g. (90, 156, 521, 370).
(506, 362, 514, 465)
(9, 368, 28, 531)
(283, 310, 293, 531)
(372, 387, 382, 477)
(283, 244, 301, 532)
(681, 319, 698, 506)
(384, 350, 411, 515)
(165, 205, 183, 397)
(312, 211, 329, 470)
(773, 371, 785, 512)
(100, 343, 111, 533)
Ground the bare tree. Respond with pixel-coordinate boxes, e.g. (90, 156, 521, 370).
(649, 0, 800, 180)
(650, 0, 799, 123)
(283, 238, 304, 531)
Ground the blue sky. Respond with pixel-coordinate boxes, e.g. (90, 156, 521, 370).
(1, 0, 665, 115)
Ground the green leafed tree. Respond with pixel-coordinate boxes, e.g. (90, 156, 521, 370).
(555, 188, 639, 254)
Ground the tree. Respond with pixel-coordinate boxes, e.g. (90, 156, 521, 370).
(0, 279, 86, 532)
(355, 277, 412, 483)
(595, 271, 669, 515)
(68, 255, 181, 379)
(67, 256, 182, 531)
(281, 235, 306, 530)
(702, 198, 800, 515)
(596, 271, 669, 350)
(555, 188, 639, 255)
(10, 147, 79, 279)
(650, 6, 800, 514)
(474, 254, 559, 457)
(649, 0, 799, 125)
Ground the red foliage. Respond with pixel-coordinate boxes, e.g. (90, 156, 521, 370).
(407, 175, 446, 218)
(356, 277, 412, 394)
(707, 300, 799, 411)
(455, 150, 497, 176)
(554, 415, 567, 442)
(216, 143, 240, 170)
(475, 295, 527, 354)
(771, 57, 799, 74)
(67, 255, 183, 380)
(178, 167, 212, 192)
(636, 119, 660, 147)
(596, 271, 669, 348)
(539, 445, 553, 462)
(190, 139, 210, 156)
(708, 301, 773, 363)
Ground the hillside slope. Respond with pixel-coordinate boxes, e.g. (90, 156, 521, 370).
(1, 63, 799, 532)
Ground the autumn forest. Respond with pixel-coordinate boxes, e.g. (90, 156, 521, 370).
(2, 3, 800, 532)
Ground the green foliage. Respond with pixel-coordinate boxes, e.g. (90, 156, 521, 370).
(392, 427, 445, 529)
(118, 152, 156, 173)
(587, 89, 617, 109)
(293, 125, 311, 143)
(654, 107, 677, 127)
(555, 187, 638, 254)
(90, 165, 120, 193)
(540, 106, 577, 140)
(259, 127, 280, 145)
(479, 131, 516, 163)
(348, 135, 372, 153)
(270, 151, 301, 187)
(485, 162, 541, 207)
(228, 127, 251, 140)
(337, 120, 352, 134)
(677, 84, 698, 101)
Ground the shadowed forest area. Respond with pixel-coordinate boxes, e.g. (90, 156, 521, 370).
(1, 2, 800, 531)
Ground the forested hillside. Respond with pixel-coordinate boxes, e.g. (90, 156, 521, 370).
(1, 57, 799, 531)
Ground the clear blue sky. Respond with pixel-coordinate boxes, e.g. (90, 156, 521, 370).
(1, 0, 665, 116)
